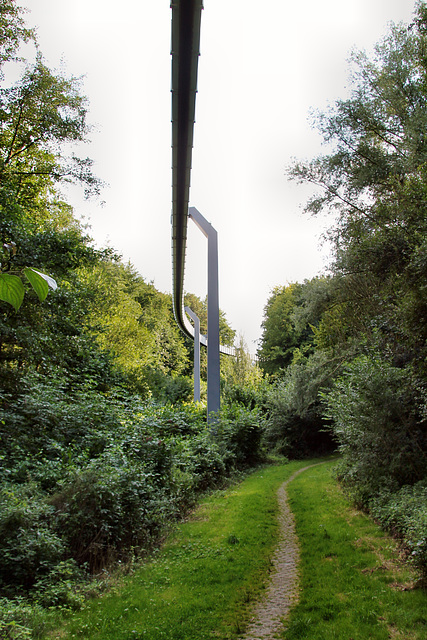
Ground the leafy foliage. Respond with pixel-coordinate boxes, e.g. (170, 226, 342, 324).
(0, 377, 265, 603)
(258, 278, 331, 376)
(263, 350, 338, 458)
(221, 335, 267, 409)
(369, 481, 427, 578)
(260, 3, 427, 578)
(0, 483, 64, 591)
(325, 355, 426, 500)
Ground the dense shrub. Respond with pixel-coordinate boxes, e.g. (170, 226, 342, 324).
(324, 356, 426, 501)
(0, 385, 266, 603)
(0, 484, 64, 591)
(0, 373, 123, 488)
(221, 379, 268, 410)
(32, 559, 87, 609)
(369, 481, 427, 579)
(174, 430, 227, 491)
(0, 597, 41, 640)
(143, 402, 205, 437)
(148, 372, 193, 404)
(324, 355, 427, 579)
(263, 351, 338, 458)
(51, 454, 175, 570)
(217, 404, 265, 466)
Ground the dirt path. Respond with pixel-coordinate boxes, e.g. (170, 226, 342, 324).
(241, 463, 325, 640)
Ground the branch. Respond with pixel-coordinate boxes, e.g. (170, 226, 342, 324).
(4, 94, 27, 166)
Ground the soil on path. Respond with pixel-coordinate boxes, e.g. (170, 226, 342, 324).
(241, 463, 324, 640)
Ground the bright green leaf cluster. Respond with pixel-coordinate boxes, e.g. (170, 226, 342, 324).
(0, 268, 57, 311)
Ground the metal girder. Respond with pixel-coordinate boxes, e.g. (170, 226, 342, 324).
(184, 305, 201, 402)
(188, 207, 220, 416)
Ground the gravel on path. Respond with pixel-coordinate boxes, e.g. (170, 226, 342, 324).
(241, 463, 325, 640)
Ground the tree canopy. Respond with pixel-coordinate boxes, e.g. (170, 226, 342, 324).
(288, 3, 427, 374)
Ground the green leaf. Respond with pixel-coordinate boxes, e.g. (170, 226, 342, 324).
(0, 274, 25, 310)
(31, 268, 57, 291)
(23, 267, 54, 302)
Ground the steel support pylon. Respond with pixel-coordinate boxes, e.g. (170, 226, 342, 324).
(184, 305, 201, 403)
(188, 207, 220, 423)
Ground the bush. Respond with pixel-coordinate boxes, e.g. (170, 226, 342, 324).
(147, 372, 193, 404)
(263, 351, 337, 458)
(174, 430, 227, 491)
(143, 402, 205, 437)
(32, 559, 87, 609)
(0, 597, 41, 639)
(324, 355, 426, 501)
(217, 404, 265, 467)
(0, 484, 64, 592)
(0, 372, 123, 489)
(0, 386, 270, 620)
(369, 481, 427, 579)
(51, 445, 176, 570)
(221, 378, 269, 410)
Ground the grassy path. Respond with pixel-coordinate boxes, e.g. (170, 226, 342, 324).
(42, 460, 313, 640)
(41, 458, 426, 640)
(281, 461, 426, 640)
(242, 462, 324, 639)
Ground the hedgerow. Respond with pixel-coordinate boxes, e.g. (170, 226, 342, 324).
(369, 481, 427, 580)
(0, 372, 265, 618)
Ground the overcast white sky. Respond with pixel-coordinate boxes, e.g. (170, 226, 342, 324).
(22, 0, 416, 349)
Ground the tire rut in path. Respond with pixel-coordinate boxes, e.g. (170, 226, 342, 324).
(241, 463, 325, 640)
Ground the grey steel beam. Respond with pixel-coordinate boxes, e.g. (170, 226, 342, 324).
(170, 1, 234, 426)
(170, 1, 235, 356)
(189, 207, 220, 419)
(184, 306, 201, 402)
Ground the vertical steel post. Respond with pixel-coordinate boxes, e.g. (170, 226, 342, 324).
(184, 306, 201, 402)
(188, 206, 220, 423)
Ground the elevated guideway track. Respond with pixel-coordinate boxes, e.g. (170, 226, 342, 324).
(170, 0, 234, 358)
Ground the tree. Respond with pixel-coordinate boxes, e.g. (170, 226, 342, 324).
(0, 58, 100, 207)
(288, 3, 427, 371)
(184, 292, 236, 347)
(0, 0, 33, 73)
(258, 284, 302, 375)
(0, 2, 102, 313)
(284, 4, 427, 555)
(0, 1, 108, 387)
(258, 278, 329, 376)
(221, 335, 265, 408)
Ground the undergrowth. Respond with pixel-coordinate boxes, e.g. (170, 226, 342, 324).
(0, 383, 266, 638)
(37, 461, 309, 640)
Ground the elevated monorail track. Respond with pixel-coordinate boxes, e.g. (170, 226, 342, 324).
(170, 0, 203, 341)
(171, 0, 234, 360)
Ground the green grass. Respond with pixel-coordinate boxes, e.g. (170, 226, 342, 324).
(281, 460, 427, 640)
(38, 459, 427, 639)
(41, 460, 313, 640)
